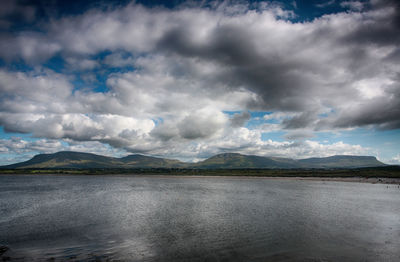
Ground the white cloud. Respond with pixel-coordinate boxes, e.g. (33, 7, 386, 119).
(0, 137, 127, 165)
(385, 154, 400, 165)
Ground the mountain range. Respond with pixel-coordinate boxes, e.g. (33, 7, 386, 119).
(1, 151, 386, 169)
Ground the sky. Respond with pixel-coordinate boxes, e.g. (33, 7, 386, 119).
(0, 0, 399, 165)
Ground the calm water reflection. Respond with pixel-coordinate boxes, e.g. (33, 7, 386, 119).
(0, 174, 399, 261)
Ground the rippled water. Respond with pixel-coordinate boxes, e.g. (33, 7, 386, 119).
(0, 174, 399, 261)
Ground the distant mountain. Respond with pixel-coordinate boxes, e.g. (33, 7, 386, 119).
(2, 151, 115, 169)
(297, 155, 385, 168)
(1, 151, 386, 169)
(2, 151, 185, 169)
(194, 153, 385, 169)
(193, 153, 299, 168)
(120, 154, 184, 168)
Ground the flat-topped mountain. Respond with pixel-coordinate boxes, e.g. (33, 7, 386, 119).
(193, 153, 385, 169)
(297, 155, 384, 168)
(1, 151, 386, 169)
(193, 153, 299, 168)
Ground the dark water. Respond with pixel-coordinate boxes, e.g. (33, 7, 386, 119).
(0, 175, 399, 261)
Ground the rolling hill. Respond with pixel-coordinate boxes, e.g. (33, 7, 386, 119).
(0, 151, 386, 169)
(2, 151, 185, 169)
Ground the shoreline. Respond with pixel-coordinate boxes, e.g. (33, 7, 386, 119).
(128, 174, 400, 184)
(1, 173, 400, 184)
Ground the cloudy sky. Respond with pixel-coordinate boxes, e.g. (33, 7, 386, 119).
(0, 0, 399, 165)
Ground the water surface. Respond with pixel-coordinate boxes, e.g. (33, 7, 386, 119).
(0, 174, 399, 261)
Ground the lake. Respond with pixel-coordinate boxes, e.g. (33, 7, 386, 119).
(0, 174, 399, 261)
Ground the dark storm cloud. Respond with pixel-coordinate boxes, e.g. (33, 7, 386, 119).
(281, 112, 318, 129)
(340, 0, 400, 46)
(157, 24, 316, 112)
(332, 85, 400, 129)
(159, 25, 259, 65)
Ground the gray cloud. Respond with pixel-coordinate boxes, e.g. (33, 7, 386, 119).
(332, 91, 400, 129)
(284, 130, 314, 141)
(157, 23, 318, 112)
(230, 111, 251, 127)
(339, 1, 400, 46)
(150, 122, 179, 142)
(0, 0, 36, 30)
(177, 112, 227, 140)
(281, 111, 319, 129)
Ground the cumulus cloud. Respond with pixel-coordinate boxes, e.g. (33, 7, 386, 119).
(0, 69, 72, 114)
(0, 137, 127, 165)
(0, 0, 398, 161)
(178, 110, 227, 139)
(0, 137, 63, 154)
(386, 154, 400, 165)
(142, 127, 372, 162)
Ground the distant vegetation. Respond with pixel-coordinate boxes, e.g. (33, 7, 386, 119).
(1, 166, 400, 178)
